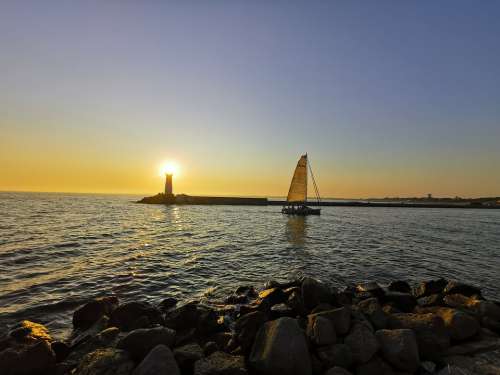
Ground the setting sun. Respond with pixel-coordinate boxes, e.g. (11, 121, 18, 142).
(159, 161, 180, 177)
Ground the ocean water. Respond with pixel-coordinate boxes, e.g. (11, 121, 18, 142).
(0, 192, 499, 339)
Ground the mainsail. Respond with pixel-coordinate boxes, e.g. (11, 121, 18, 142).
(286, 154, 308, 203)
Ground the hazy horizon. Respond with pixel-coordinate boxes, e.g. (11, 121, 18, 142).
(1, 1, 499, 198)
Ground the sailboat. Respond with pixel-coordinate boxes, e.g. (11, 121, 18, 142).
(282, 154, 321, 215)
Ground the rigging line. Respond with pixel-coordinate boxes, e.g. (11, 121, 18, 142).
(308, 158, 321, 205)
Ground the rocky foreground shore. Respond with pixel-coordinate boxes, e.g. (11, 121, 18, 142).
(1, 277, 500, 375)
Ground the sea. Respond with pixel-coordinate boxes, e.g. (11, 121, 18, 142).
(1, 191, 499, 340)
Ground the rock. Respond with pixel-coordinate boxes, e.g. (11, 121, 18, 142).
(435, 308, 480, 341)
(311, 306, 351, 336)
(382, 292, 416, 313)
(354, 355, 391, 375)
(302, 277, 333, 310)
(443, 281, 482, 298)
(158, 297, 177, 312)
(477, 300, 500, 321)
(413, 279, 447, 298)
(417, 294, 444, 307)
(249, 317, 311, 375)
(307, 315, 336, 346)
(344, 322, 379, 364)
(51, 341, 70, 362)
(117, 326, 176, 361)
(73, 296, 119, 330)
(234, 311, 267, 352)
(203, 341, 218, 356)
(388, 280, 411, 294)
(110, 302, 163, 332)
(443, 294, 472, 309)
(270, 303, 295, 319)
(356, 282, 385, 299)
(73, 348, 134, 375)
(133, 345, 180, 375)
(194, 351, 247, 375)
(165, 302, 220, 336)
(441, 353, 500, 375)
(357, 298, 388, 330)
(9, 320, 52, 344)
(174, 343, 203, 374)
(325, 367, 353, 375)
(389, 313, 450, 361)
(0, 340, 56, 375)
(258, 288, 287, 306)
(376, 329, 419, 372)
(316, 344, 352, 369)
(70, 316, 110, 348)
(288, 290, 307, 316)
(443, 337, 500, 356)
(311, 303, 335, 314)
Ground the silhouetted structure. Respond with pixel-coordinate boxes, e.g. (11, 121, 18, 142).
(165, 174, 173, 196)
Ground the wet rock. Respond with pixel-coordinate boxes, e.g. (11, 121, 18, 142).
(194, 351, 247, 375)
(316, 343, 352, 369)
(133, 344, 180, 375)
(73, 296, 119, 330)
(357, 298, 388, 330)
(356, 282, 385, 299)
(0, 340, 56, 375)
(249, 317, 311, 375)
(51, 341, 70, 362)
(325, 367, 353, 375)
(302, 277, 333, 310)
(234, 311, 267, 352)
(225, 294, 248, 305)
(70, 316, 110, 348)
(117, 326, 175, 361)
(382, 292, 416, 313)
(203, 341, 218, 356)
(443, 281, 482, 298)
(344, 322, 379, 364)
(175, 328, 197, 347)
(417, 294, 444, 307)
(476, 300, 500, 321)
(311, 303, 335, 314)
(110, 302, 163, 332)
(270, 303, 294, 319)
(158, 297, 178, 312)
(435, 308, 480, 341)
(376, 329, 419, 372)
(388, 280, 411, 294)
(209, 332, 232, 351)
(388, 313, 450, 361)
(288, 290, 307, 316)
(174, 343, 203, 374)
(482, 317, 500, 334)
(413, 279, 447, 298)
(307, 315, 336, 346)
(258, 288, 287, 306)
(9, 320, 52, 344)
(165, 302, 220, 336)
(311, 306, 351, 336)
(73, 348, 134, 375)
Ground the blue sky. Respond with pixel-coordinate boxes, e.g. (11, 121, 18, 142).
(1, 1, 499, 197)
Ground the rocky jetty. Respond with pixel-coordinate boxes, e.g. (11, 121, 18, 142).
(1, 276, 500, 374)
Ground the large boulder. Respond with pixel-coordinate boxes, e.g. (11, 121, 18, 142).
(435, 308, 480, 341)
(375, 329, 419, 372)
(117, 326, 175, 361)
(443, 281, 482, 298)
(307, 315, 336, 346)
(344, 322, 379, 364)
(302, 277, 333, 310)
(249, 317, 311, 375)
(8, 320, 52, 344)
(73, 296, 119, 329)
(413, 279, 447, 298)
(382, 292, 417, 313)
(194, 351, 247, 375)
(388, 280, 412, 294)
(0, 340, 56, 375)
(316, 344, 352, 369)
(165, 302, 220, 336)
(357, 298, 388, 330)
(173, 343, 204, 374)
(233, 311, 268, 352)
(73, 348, 134, 375)
(110, 302, 163, 331)
(310, 306, 351, 336)
(388, 313, 450, 361)
(133, 345, 180, 375)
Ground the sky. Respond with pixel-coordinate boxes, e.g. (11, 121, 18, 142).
(1, 1, 499, 198)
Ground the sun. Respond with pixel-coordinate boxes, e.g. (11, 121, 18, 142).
(159, 161, 180, 176)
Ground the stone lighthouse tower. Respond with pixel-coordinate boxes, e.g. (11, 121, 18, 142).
(164, 173, 173, 196)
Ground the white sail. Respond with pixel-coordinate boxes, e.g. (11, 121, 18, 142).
(287, 154, 308, 203)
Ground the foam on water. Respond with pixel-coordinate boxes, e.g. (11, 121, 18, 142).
(0, 191, 499, 339)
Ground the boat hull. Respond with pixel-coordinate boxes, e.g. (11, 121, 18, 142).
(282, 205, 321, 215)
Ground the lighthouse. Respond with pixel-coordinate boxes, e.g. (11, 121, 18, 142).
(164, 173, 173, 196)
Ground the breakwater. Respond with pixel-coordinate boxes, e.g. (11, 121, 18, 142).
(138, 193, 500, 209)
(1, 276, 499, 375)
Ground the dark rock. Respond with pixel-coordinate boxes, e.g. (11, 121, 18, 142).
(388, 313, 450, 361)
(158, 297, 177, 312)
(344, 322, 379, 364)
(418, 294, 444, 307)
(413, 279, 448, 298)
(382, 292, 416, 313)
(209, 332, 232, 352)
(270, 303, 294, 319)
(311, 303, 335, 314)
(357, 298, 388, 330)
(117, 326, 175, 361)
(203, 341, 218, 356)
(307, 315, 336, 346)
(110, 302, 163, 332)
(443, 281, 482, 298)
(234, 311, 267, 352)
(325, 367, 353, 375)
(310, 353, 323, 375)
(194, 351, 247, 375)
(443, 336, 500, 356)
(73, 296, 119, 330)
(0, 340, 56, 375)
(288, 290, 307, 316)
(435, 308, 480, 341)
(174, 343, 203, 374)
(356, 282, 385, 299)
(258, 288, 287, 306)
(302, 277, 333, 310)
(165, 302, 221, 337)
(175, 328, 197, 347)
(310, 306, 351, 336)
(388, 280, 411, 294)
(376, 329, 420, 372)
(51, 341, 70, 362)
(73, 348, 134, 375)
(224, 294, 248, 305)
(354, 355, 387, 375)
(133, 344, 180, 375)
(249, 317, 311, 375)
(316, 343, 352, 369)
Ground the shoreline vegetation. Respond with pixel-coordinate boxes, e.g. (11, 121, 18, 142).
(1, 276, 499, 374)
(138, 193, 500, 209)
